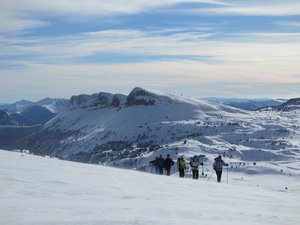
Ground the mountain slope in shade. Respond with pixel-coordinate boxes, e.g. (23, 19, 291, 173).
(0, 110, 14, 125)
(275, 97, 300, 111)
(0, 106, 57, 126)
(20, 105, 57, 125)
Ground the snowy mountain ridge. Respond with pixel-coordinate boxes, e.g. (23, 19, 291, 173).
(68, 87, 246, 113)
(204, 97, 285, 111)
(36, 97, 69, 114)
(0, 97, 69, 114)
(0, 98, 69, 126)
(6, 87, 298, 172)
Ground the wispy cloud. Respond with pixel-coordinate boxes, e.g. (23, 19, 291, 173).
(4, 0, 300, 35)
(1, 58, 299, 102)
(2, 27, 300, 90)
(2, 0, 300, 34)
(278, 21, 300, 27)
(0, 0, 225, 33)
(2, 29, 300, 65)
(0, 13, 51, 34)
(2, 36, 300, 88)
(1, 0, 300, 101)
(189, 0, 300, 16)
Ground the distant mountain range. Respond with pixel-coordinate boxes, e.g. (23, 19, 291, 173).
(0, 98, 69, 126)
(0, 87, 299, 170)
(0, 95, 289, 127)
(204, 97, 285, 111)
(0, 98, 69, 113)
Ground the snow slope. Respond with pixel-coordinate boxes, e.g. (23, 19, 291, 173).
(0, 150, 299, 225)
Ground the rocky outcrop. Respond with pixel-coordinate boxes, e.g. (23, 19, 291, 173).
(126, 87, 156, 106)
(69, 94, 91, 109)
(69, 88, 157, 110)
(70, 92, 127, 110)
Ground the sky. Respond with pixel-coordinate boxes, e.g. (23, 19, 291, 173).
(1, 0, 300, 103)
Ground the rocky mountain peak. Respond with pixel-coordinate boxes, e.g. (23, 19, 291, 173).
(69, 92, 127, 110)
(127, 87, 157, 106)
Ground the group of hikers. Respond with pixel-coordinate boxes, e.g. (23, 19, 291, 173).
(149, 154, 228, 183)
(149, 154, 175, 176)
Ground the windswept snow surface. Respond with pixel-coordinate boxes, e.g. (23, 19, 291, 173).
(1, 150, 299, 225)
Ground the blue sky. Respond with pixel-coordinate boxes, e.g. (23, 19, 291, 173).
(1, 0, 300, 102)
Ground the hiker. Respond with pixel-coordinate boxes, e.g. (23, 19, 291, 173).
(149, 156, 159, 174)
(190, 155, 201, 179)
(177, 156, 186, 178)
(213, 155, 228, 183)
(157, 155, 165, 175)
(164, 154, 174, 176)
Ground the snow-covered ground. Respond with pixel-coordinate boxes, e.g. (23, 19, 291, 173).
(1, 150, 299, 225)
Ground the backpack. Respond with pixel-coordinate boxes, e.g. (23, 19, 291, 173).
(178, 158, 185, 168)
(191, 158, 199, 167)
(191, 161, 199, 167)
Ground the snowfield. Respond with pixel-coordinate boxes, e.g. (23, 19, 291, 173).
(1, 150, 299, 225)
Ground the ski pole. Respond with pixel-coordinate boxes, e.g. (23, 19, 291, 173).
(226, 166, 228, 184)
(207, 170, 214, 181)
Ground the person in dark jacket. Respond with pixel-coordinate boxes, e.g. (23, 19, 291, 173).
(190, 155, 201, 179)
(149, 156, 159, 174)
(164, 154, 174, 176)
(157, 155, 165, 175)
(177, 156, 186, 178)
(213, 155, 228, 183)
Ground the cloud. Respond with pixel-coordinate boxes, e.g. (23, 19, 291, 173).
(1, 1, 300, 101)
(189, 0, 300, 16)
(1, 0, 225, 14)
(1, 0, 300, 36)
(0, 13, 51, 34)
(1, 58, 300, 102)
(2, 29, 300, 101)
(278, 21, 300, 27)
(5, 0, 300, 34)
(2, 51, 300, 84)
(0, 0, 225, 33)
(2, 29, 300, 67)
